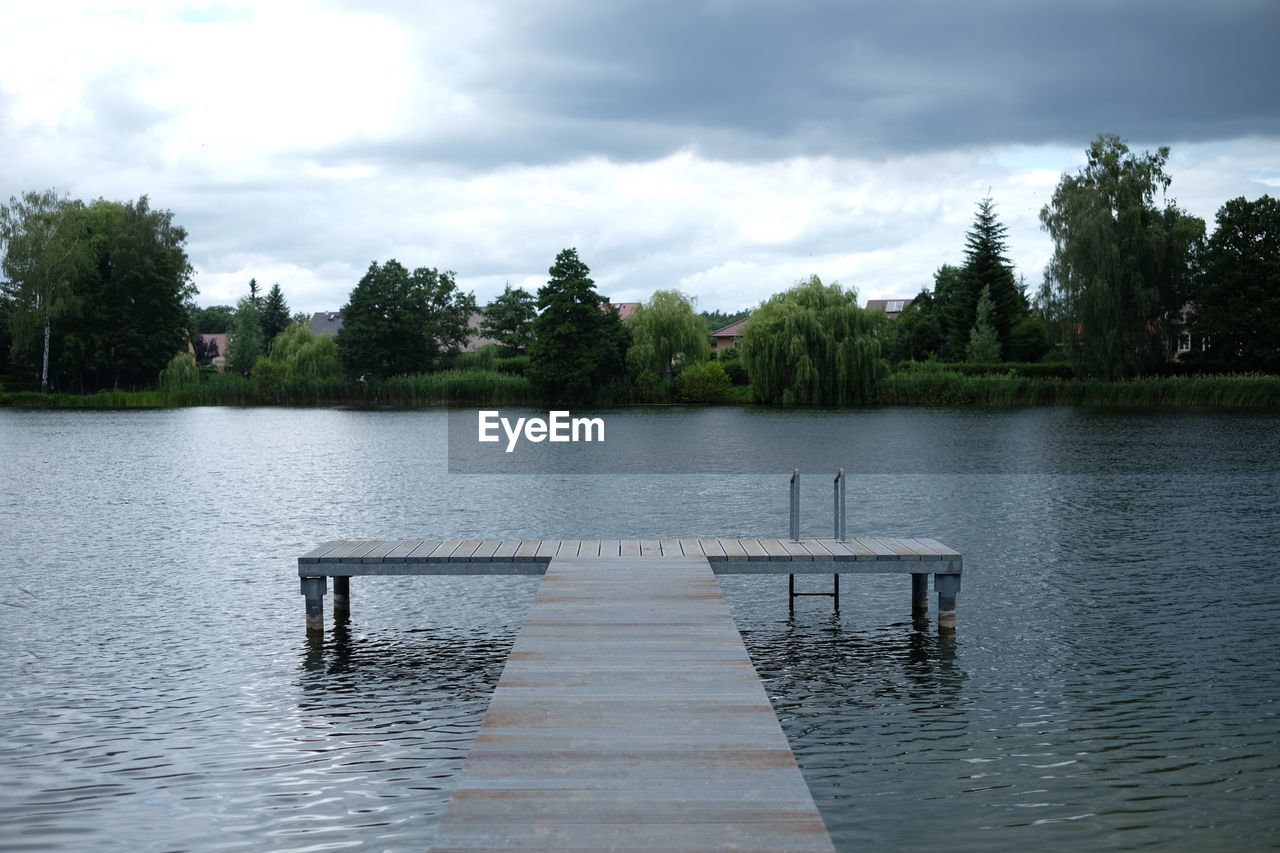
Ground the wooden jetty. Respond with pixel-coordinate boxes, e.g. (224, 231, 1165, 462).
(297, 537, 962, 851)
(298, 536, 963, 632)
(430, 555, 835, 851)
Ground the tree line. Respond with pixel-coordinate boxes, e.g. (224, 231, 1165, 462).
(3, 132, 1277, 404)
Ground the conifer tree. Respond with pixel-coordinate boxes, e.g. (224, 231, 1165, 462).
(966, 285, 1001, 362)
(963, 196, 1025, 351)
(527, 248, 629, 403)
(260, 283, 290, 348)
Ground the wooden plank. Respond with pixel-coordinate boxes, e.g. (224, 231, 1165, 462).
(679, 538, 704, 558)
(299, 540, 344, 564)
(792, 539, 839, 560)
(515, 539, 542, 561)
(659, 538, 682, 556)
(780, 539, 814, 561)
(739, 538, 769, 562)
(431, 539, 465, 561)
(698, 538, 726, 559)
(449, 540, 483, 562)
(405, 539, 445, 560)
(491, 539, 519, 562)
(758, 538, 792, 560)
(639, 539, 662, 556)
(341, 541, 383, 563)
(360, 540, 401, 563)
(432, 555, 836, 851)
(598, 539, 622, 557)
(718, 538, 748, 562)
(471, 539, 501, 561)
(578, 539, 601, 557)
(872, 537, 920, 560)
(851, 537, 896, 559)
(913, 537, 962, 559)
(385, 539, 425, 562)
(620, 539, 641, 557)
(317, 541, 368, 563)
(897, 538, 944, 560)
(535, 539, 563, 559)
(808, 539, 855, 561)
(837, 538, 877, 560)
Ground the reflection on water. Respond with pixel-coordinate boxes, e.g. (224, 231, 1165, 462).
(2, 407, 1279, 851)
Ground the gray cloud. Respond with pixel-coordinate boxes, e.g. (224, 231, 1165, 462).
(3, 1, 1276, 316)
(331, 0, 1279, 169)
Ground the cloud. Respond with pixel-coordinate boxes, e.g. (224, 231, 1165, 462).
(0, 1, 1277, 319)
(323, 0, 1280, 168)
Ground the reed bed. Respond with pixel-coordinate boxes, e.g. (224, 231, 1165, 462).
(4, 371, 1277, 409)
(875, 373, 1280, 407)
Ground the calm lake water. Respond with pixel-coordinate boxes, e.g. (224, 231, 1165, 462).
(1, 406, 1278, 851)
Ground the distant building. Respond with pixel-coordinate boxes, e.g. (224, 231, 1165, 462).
(610, 302, 640, 321)
(463, 311, 499, 352)
(865, 298, 913, 319)
(1171, 303, 1210, 360)
(195, 333, 229, 371)
(709, 317, 748, 352)
(310, 311, 345, 337)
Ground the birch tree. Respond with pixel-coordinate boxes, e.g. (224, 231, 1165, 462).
(0, 190, 89, 391)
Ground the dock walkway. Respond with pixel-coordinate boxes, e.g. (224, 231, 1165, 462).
(428, 555, 836, 852)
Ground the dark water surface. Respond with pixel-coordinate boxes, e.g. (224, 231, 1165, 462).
(1, 407, 1278, 851)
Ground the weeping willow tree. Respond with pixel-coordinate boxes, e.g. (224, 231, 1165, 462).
(739, 276, 887, 405)
(626, 289, 710, 380)
(269, 321, 341, 379)
(158, 351, 200, 391)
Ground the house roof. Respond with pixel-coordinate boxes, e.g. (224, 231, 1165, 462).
(310, 311, 344, 336)
(865, 298, 913, 317)
(610, 301, 640, 320)
(710, 318, 749, 338)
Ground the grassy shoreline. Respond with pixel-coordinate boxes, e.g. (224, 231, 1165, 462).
(4, 370, 1280, 409)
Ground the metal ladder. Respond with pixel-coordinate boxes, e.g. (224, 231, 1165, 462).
(788, 468, 845, 613)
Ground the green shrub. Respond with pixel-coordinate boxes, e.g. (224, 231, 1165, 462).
(714, 347, 749, 385)
(677, 361, 731, 404)
(251, 356, 287, 401)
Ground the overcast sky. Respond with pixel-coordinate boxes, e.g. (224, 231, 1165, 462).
(2, 0, 1277, 315)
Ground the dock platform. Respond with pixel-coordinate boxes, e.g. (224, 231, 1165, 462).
(429, 555, 836, 851)
(298, 536, 963, 630)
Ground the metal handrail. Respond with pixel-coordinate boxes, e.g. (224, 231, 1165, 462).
(789, 468, 800, 541)
(834, 468, 846, 541)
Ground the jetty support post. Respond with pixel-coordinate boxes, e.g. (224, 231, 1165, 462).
(333, 576, 350, 619)
(301, 576, 327, 634)
(934, 573, 961, 630)
(912, 573, 929, 612)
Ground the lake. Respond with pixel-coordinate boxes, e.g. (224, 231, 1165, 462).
(1, 406, 1278, 851)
